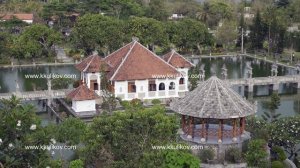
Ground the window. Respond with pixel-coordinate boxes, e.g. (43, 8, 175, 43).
(169, 82, 175, 90)
(149, 80, 156, 91)
(159, 83, 165, 90)
(179, 78, 185, 85)
(94, 83, 99, 90)
(128, 81, 136, 93)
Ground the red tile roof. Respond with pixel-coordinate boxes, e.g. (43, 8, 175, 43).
(75, 55, 110, 73)
(0, 13, 33, 20)
(67, 84, 99, 101)
(163, 50, 194, 68)
(104, 41, 181, 81)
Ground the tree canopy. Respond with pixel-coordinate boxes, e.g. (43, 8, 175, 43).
(14, 24, 61, 59)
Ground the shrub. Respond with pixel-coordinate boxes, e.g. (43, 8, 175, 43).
(151, 99, 161, 105)
(271, 161, 284, 168)
(245, 139, 268, 167)
(271, 146, 287, 161)
(293, 155, 300, 168)
(199, 148, 214, 163)
(225, 147, 242, 163)
(69, 159, 84, 168)
(120, 100, 130, 108)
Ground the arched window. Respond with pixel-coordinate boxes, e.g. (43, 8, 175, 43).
(179, 78, 185, 84)
(159, 83, 165, 90)
(169, 82, 175, 90)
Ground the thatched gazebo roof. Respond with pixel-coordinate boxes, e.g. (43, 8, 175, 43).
(170, 76, 256, 119)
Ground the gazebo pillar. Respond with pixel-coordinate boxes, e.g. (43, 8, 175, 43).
(232, 118, 237, 142)
(240, 117, 245, 134)
(201, 119, 206, 142)
(192, 117, 195, 138)
(181, 115, 186, 134)
(218, 119, 222, 143)
(187, 116, 193, 139)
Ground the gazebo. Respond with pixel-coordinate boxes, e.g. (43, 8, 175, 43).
(171, 76, 256, 156)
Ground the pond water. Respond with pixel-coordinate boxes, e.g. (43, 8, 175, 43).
(0, 65, 80, 93)
(0, 56, 299, 121)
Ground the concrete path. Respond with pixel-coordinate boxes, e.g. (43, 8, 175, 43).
(55, 46, 73, 63)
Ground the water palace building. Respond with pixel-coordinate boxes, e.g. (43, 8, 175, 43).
(75, 39, 194, 101)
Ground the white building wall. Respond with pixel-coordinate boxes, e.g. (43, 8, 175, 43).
(83, 72, 101, 95)
(72, 100, 96, 112)
(114, 78, 180, 101)
(177, 68, 190, 92)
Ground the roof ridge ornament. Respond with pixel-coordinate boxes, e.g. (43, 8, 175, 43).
(132, 37, 139, 42)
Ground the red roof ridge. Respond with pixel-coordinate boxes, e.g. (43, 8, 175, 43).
(104, 41, 133, 60)
(167, 49, 176, 63)
(174, 50, 195, 67)
(136, 42, 180, 73)
(83, 54, 97, 72)
(67, 84, 99, 101)
(110, 40, 138, 80)
(163, 50, 195, 68)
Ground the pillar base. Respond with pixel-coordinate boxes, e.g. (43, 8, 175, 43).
(187, 135, 192, 139)
(200, 138, 206, 142)
(178, 129, 184, 135)
(218, 139, 222, 143)
(232, 137, 237, 142)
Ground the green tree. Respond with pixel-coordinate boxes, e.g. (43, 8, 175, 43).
(168, 19, 212, 54)
(125, 17, 168, 51)
(245, 139, 268, 167)
(42, 2, 79, 30)
(146, 0, 168, 21)
(140, 148, 200, 168)
(52, 77, 74, 90)
(262, 93, 281, 122)
(0, 96, 53, 167)
(97, 0, 144, 19)
(0, 17, 28, 33)
(246, 116, 270, 141)
(0, 32, 13, 62)
(71, 14, 125, 55)
(249, 10, 266, 51)
(82, 106, 178, 167)
(69, 159, 84, 168)
(215, 20, 238, 51)
(269, 116, 300, 159)
(197, 0, 233, 28)
(15, 24, 61, 59)
(52, 117, 86, 145)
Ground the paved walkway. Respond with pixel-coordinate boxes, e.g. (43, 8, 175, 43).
(55, 46, 74, 63)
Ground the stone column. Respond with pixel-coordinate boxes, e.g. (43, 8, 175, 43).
(242, 118, 245, 134)
(187, 116, 193, 139)
(232, 118, 237, 142)
(201, 119, 206, 142)
(218, 119, 222, 143)
(191, 117, 195, 138)
(180, 115, 186, 135)
(47, 78, 52, 106)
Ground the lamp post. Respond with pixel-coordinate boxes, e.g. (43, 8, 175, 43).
(291, 34, 296, 63)
(241, 27, 244, 54)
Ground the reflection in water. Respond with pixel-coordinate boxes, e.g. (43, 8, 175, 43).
(0, 65, 80, 93)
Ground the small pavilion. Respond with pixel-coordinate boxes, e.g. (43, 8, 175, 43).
(170, 76, 256, 158)
(66, 83, 99, 113)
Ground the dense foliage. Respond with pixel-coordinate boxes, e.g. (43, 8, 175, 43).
(245, 139, 268, 167)
(79, 104, 200, 167)
(0, 96, 52, 167)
